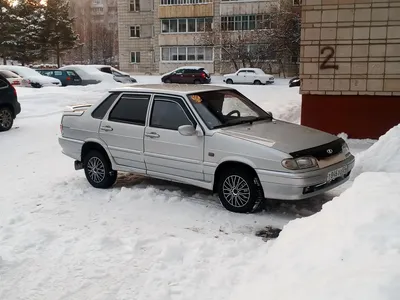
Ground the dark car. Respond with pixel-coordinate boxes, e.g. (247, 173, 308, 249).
(36, 69, 83, 86)
(161, 67, 211, 84)
(0, 73, 21, 131)
(289, 76, 300, 87)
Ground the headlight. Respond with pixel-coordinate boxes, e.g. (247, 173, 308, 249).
(342, 143, 350, 155)
(282, 157, 319, 170)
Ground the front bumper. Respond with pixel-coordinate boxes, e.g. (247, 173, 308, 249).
(256, 155, 355, 200)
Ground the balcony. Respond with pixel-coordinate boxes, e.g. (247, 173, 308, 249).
(159, 1, 213, 18)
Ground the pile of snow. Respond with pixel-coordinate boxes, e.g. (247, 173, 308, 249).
(60, 65, 117, 83)
(352, 124, 400, 178)
(231, 172, 400, 300)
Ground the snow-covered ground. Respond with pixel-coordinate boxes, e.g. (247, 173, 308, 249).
(1, 77, 395, 300)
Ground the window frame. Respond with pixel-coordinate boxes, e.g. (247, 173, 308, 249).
(107, 93, 152, 126)
(92, 92, 122, 120)
(129, 0, 140, 12)
(130, 25, 141, 38)
(148, 94, 199, 131)
(0, 78, 9, 89)
(130, 51, 141, 64)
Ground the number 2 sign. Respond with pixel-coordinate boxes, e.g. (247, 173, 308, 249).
(320, 46, 339, 70)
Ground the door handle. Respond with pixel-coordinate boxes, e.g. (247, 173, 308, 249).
(145, 132, 160, 138)
(100, 125, 113, 132)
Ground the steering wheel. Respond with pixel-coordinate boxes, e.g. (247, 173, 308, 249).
(226, 110, 241, 117)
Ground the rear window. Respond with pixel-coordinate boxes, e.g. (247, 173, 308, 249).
(92, 93, 120, 119)
(0, 70, 20, 78)
(108, 94, 150, 126)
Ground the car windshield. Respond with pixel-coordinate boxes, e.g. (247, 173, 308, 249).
(187, 90, 271, 130)
(0, 70, 19, 78)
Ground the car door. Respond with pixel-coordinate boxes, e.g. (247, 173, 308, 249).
(144, 95, 204, 181)
(246, 70, 256, 83)
(170, 69, 185, 83)
(98, 93, 151, 174)
(236, 70, 247, 84)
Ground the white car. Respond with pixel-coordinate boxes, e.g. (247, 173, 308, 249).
(90, 65, 137, 83)
(0, 69, 23, 86)
(223, 68, 274, 85)
(0, 66, 61, 88)
(60, 65, 117, 85)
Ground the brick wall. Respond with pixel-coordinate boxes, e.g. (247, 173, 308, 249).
(300, 0, 400, 96)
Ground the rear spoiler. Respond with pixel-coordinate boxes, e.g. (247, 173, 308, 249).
(63, 104, 93, 116)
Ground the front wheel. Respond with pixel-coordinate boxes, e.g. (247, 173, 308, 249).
(83, 150, 117, 188)
(253, 80, 261, 85)
(226, 79, 233, 84)
(217, 168, 264, 213)
(31, 82, 42, 88)
(0, 107, 13, 131)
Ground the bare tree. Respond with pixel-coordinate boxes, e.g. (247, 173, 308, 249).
(92, 23, 114, 64)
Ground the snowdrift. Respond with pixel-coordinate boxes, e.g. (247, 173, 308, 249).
(231, 172, 400, 300)
(352, 124, 400, 178)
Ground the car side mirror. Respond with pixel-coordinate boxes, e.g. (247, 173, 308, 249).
(267, 111, 273, 118)
(178, 125, 196, 136)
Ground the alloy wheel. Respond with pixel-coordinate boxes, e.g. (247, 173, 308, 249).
(222, 175, 251, 208)
(0, 109, 13, 129)
(87, 157, 106, 183)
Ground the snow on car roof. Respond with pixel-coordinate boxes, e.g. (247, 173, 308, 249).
(110, 84, 234, 95)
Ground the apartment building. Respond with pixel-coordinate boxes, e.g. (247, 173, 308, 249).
(300, 0, 400, 138)
(117, 0, 295, 74)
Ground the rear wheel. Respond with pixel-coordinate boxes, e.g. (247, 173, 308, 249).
(0, 107, 13, 132)
(226, 79, 233, 84)
(83, 150, 117, 188)
(217, 168, 264, 213)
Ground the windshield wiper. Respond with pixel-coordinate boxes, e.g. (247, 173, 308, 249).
(213, 116, 271, 129)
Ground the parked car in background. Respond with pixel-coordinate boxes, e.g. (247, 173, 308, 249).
(91, 65, 137, 83)
(0, 66, 61, 88)
(161, 66, 211, 84)
(0, 70, 23, 86)
(59, 84, 354, 214)
(60, 65, 117, 85)
(289, 76, 300, 88)
(36, 69, 83, 86)
(0, 73, 21, 131)
(223, 68, 274, 85)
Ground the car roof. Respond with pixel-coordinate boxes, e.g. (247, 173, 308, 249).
(110, 84, 234, 95)
(239, 68, 262, 71)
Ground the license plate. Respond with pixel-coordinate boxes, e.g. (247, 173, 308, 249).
(327, 166, 348, 182)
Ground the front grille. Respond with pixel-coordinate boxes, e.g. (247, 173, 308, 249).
(290, 138, 344, 160)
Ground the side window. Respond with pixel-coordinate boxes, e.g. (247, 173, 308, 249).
(54, 71, 63, 76)
(247, 70, 255, 74)
(150, 97, 194, 131)
(0, 79, 8, 88)
(92, 93, 120, 119)
(109, 94, 150, 125)
(238, 71, 246, 75)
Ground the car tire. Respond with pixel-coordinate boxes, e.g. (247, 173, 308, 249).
(83, 150, 117, 189)
(0, 107, 14, 132)
(31, 82, 42, 88)
(253, 80, 262, 85)
(226, 79, 233, 84)
(217, 168, 264, 213)
(194, 79, 201, 84)
(164, 79, 171, 83)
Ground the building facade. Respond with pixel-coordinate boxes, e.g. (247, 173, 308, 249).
(300, 0, 400, 138)
(117, 0, 298, 75)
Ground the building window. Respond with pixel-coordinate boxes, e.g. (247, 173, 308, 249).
(130, 26, 140, 38)
(130, 0, 140, 11)
(160, 0, 211, 4)
(161, 46, 213, 62)
(221, 14, 271, 31)
(130, 52, 141, 63)
(161, 18, 212, 33)
(293, 0, 301, 6)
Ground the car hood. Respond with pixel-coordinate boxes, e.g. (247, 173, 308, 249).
(218, 120, 339, 155)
